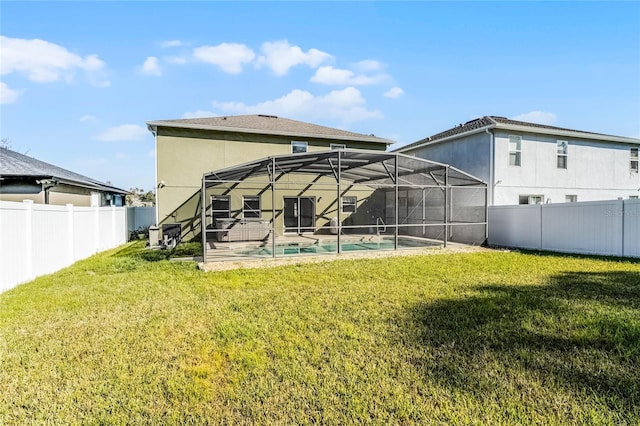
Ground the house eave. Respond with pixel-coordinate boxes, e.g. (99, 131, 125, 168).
(145, 121, 393, 145)
(395, 122, 640, 153)
(493, 123, 640, 145)
(394, 125, 495, 152)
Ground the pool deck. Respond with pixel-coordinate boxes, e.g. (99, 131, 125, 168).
(205, 234, 441, 262)
(200, 238, 491, 273)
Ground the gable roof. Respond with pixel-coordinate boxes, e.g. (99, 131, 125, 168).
(395, 115, 640, 152)
(146, 114, 393, 145)
(0, 148, 127, 194)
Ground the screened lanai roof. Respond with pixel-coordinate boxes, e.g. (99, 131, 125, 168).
(203, 149, 486, 187)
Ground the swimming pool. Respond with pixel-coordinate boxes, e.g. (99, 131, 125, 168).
(233, 237, 438, 257)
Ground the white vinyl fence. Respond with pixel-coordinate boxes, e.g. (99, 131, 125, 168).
(127, 206, 156, 233)
(488, 199, 640, 258)
(0, 200, 131, 292)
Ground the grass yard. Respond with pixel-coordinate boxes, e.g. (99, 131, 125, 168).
(1, 243, 639, 424)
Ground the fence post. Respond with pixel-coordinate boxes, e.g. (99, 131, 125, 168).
(111, 205, 117, 248)
(621, 199, 625, 257)
(94, 205, 100, 253)
(23, 200, 34, 282)
(67, 204, 74, 265)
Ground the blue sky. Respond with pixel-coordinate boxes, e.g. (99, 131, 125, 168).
(2, 1, 639, 191)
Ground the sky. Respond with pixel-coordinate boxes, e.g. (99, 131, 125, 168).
(1, 1, 639, 191)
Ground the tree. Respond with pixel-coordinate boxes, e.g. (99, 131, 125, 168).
(126, 187, 156, 206)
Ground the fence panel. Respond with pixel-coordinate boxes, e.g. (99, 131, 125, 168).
(0, 201, 30, 291)
(127, 207, 156, 232)
(542, 200, 623, 256)
(31, 204, 73, 278)
(489, 200, 638, 258)
(487, 204, 541, 250)
(624, 199, 640, 257)
(0, 201, 129, 293)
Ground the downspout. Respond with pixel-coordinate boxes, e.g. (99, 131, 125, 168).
(148, 125, 159, 226)
(485, 127, 495, 205)
(485, 127, 494, 243)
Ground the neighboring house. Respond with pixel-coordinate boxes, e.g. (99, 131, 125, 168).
(146, 114, 393, 240)
(394, 116, 640, 205)
(0, 148, 127, 207)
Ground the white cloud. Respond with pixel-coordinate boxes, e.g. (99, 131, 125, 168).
(256, 40, 332, 76)
(0, 36, 109, 86)
(383, 86, 404, 99)
(79, 114, 97, 122)
(140, 56, 162, 76)
(0, 82, 21, 104)
(164, 56, 187, 64)
(193, 43, 255, 74)
(182, 110, 218, 119)
(310, 66, 388, 86)
(212, 87, 382, 123)
(352, 60, 384, 72)
(96, 124, 149, 142)
(511, 111, 558, 125)
(160, 40, 183, 48)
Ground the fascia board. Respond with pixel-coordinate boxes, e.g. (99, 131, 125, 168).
(494, 123, 640, 145)
(146, 121, 393, 145)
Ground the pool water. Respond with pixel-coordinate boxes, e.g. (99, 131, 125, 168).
(234, 237, 436, 257)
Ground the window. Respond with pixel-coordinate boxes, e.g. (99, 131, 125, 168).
(331, 143, 346, 150)
(630, 196, 638, 199)
(291, 141, 308, 154)
(565, 195, 577, 203)
(557, 140, 568, 169)
(509, 135, 521, 166)
(631, 147, 639, 173)
(519, 195, 544, 205)
(341, 196, 357, 213)
(211, 196, 230, 223)
(242, 195, 261, 218)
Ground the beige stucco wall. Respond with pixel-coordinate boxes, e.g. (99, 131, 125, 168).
(155, 127, 387, 240)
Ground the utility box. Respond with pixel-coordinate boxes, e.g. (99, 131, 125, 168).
(148, 226, 160, 247)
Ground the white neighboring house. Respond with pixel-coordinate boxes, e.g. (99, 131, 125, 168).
(394, 116, 640, 205)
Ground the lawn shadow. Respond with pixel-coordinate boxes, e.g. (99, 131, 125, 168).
(400, 270, 640, 417)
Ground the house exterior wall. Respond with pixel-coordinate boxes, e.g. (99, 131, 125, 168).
(493, 131, 640, 205)
(0, 183, 120, 206)
(156, 127, 386, 240)
(203, 176, 378, 239)
(401, 132, 492, 183)
(155, 127, 387, 240)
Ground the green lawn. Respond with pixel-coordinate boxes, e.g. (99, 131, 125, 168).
(1, 243, 639, 424)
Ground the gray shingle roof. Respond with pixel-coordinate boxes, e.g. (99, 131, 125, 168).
(146, 114, 393, 145)
(396, 116, 639, 151)
(0, 148, 127, 194)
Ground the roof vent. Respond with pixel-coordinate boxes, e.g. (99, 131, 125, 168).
(257, 114, 278, 119)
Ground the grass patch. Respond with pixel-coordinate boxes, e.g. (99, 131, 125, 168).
(1, 244, 639, 424)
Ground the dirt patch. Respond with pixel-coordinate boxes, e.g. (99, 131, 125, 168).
(198, 243, 493, 273)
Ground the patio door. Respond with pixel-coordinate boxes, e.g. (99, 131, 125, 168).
(283, 196, 315, 234)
